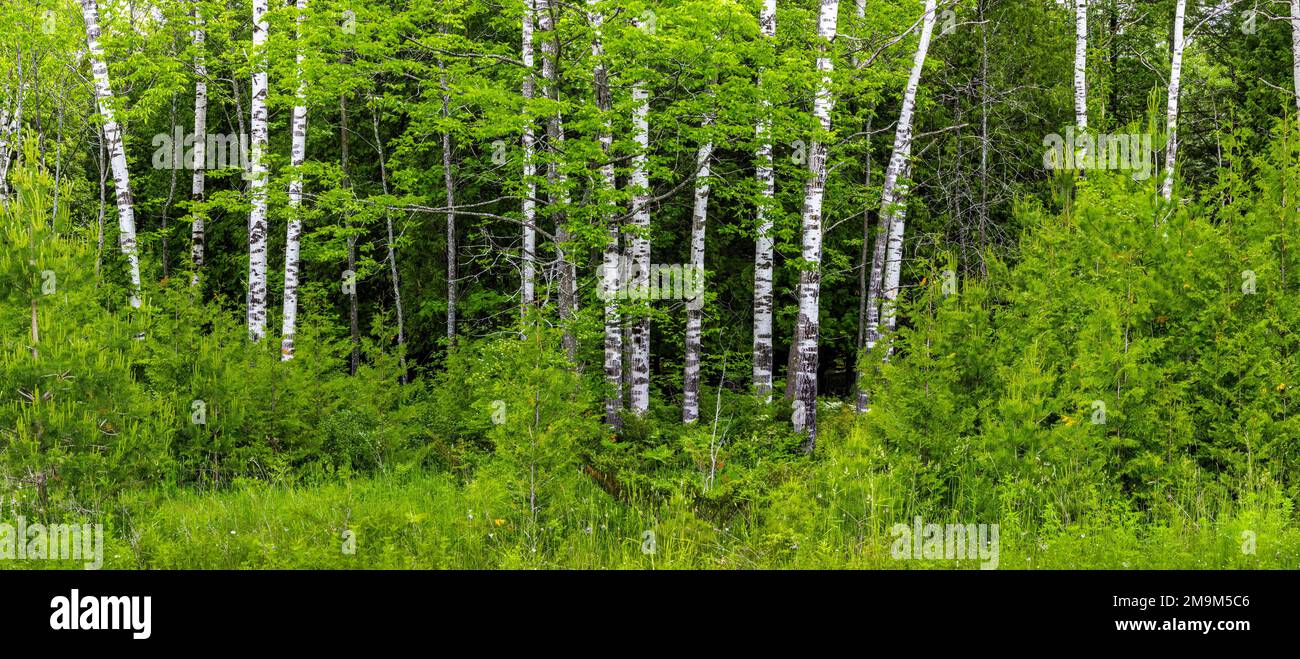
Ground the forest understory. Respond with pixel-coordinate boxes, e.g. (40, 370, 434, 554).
(4, 0, 1300, 569)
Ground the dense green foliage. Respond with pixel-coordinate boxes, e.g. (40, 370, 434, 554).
(3, 0, 1300, 568)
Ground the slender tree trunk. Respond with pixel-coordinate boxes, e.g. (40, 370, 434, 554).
(978, 0, 989, 261)
(371, 95, 408, 381)
(591, 1, 622, 429)
(538, 0, 576, 358)
(81, 0, 141, 309)
(1159, 0, 1190, 201)
(190, 1, 207, 287)
(1292, 0, 1300, 126)
(0, 51, 22, 208)
(876, 2, 937, 362)
(162, 95, 177, 280)
(854, 116, 872, 413)
(439, 69, 455, 345)
(1074, 0, 1088, 134)
(95, 120, 106, 277)
(629, 72, 652, 415)
(340, 93, 360, 374)
(852, 0, 870, 413)
(1159, 0, 1186, 201)
(281, 0, 309, 360)
(752, 0, 777, 399)
(791, 0, 840, 449)
(247, 0, 270, 341)
(521, 0, 538, 324)
(683, 111, 714, 424)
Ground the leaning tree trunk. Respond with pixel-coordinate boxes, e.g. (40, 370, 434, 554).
(791, 0, 840, 449)
(875, 1, 937, 363)
(1074, 0, 1088, 134)
(521, 0, 538, 324)
(683, 112, 715, 424)
(247, 0, 270, 341)
(1159, 0, 1186, 201)
(538, 0, 576, 358)
(752, 0, 777, 399)
(190, 1, 207, 286)
(81, 0, 141, 309)
(591, 1, 623, 428)
(371, 95, 408, 381)
(281, 0, 309, 360)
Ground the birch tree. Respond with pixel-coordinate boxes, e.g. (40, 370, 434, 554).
(591, 0, 622, 428)
(189, 1, 206, 286)
(0, 52, 22, 208)
(1292, 0, 1300, 125)
(521, 0, 537, 323)
(752, 0, 777, 398)
(281, 0, 308, 359)
(683, 111, 714, 424)
(791, 0, 840, 447)
(1074, 0, 1088, 134)
(1158, 0, 1186, 201)
(247, 0, 270, 341)
(628, 16, 652, 416)
(81, 0, 141, 309)
(862, 0, 937, 414)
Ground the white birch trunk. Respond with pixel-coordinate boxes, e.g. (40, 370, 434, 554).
(190, 1, 206, 286)
(591, 2, 623, 428)
(1159, 0, 1186, 201)
(0, 51, 22, 208)
(1292, 0, 1300, 125)
(81, 0, 141, 309)
(874, 0, 936, 372)
(629, 74, 652, 415)
(281, 0, 309, 359)
(521, 0, 538, 323)
(752, 0, 777, 399)
(791, 0, 839, 447)
(683, 113, 714, 424)
(0, 71, 22, 207)
(1074, 0, 1088, 134)
(247, 0, 270, 341)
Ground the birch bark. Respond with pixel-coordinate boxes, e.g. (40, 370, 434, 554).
(190, 1, 207, 286)
(752, 0, 777, 398)
(791, 0, 840, 448)
(81, 0, 141, 309)
(281, 0, 309, 359)
(591, 1, 623, 428)
(683, 112, 714, 424)
(1160, 0, 1186, 201)
(247, 0, 270, 340)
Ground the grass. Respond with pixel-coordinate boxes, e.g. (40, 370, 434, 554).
(6, 462, 1298, 570)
